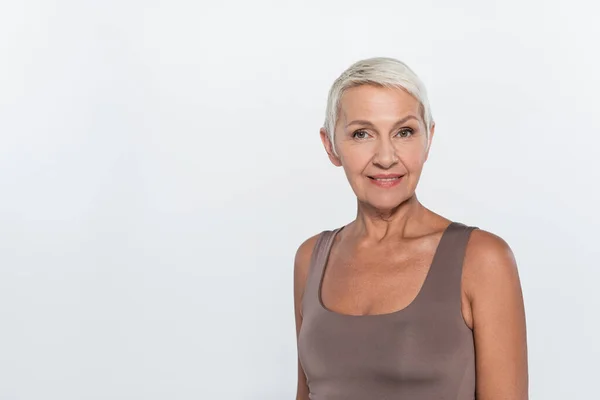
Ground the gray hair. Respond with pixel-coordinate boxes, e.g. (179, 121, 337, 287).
(323, 57, 434, 155)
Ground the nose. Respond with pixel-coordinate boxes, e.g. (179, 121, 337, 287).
(373, 137, 398, 169)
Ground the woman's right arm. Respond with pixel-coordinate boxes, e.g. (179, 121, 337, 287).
(294, 235, 319, 400)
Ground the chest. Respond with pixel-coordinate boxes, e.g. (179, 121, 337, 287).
(298, 295, 476, 398)
(319, 244, 436, 316)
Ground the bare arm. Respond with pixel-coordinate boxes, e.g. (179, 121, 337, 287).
(464, 230, 529, 399)
(294, 235, 319, 400)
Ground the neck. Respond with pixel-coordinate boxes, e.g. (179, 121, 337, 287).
(351, 194, 425, 242)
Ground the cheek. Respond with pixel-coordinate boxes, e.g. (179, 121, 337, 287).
(396, 143, 428, 170)
(339, 147, 372, 172)
(403, 154, 427, 171)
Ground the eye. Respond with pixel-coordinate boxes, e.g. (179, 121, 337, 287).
(396, 128, 414, 138)
(352, 129, 370, 140)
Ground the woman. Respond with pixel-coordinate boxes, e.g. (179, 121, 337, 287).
(293, 57, 528, 399)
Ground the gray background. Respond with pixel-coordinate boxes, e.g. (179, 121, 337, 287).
(1, 0, 598, 399)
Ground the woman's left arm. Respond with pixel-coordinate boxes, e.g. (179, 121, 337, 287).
(464, 230, 529, 400)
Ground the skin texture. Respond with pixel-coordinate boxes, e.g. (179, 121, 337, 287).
(294, 84, 528, 399)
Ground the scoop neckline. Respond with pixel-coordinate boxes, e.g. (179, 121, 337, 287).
(316, 221, 456, 318)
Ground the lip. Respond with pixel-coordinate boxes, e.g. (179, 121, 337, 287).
(369, 174, 403, 179)
(368, 174, 404, 188)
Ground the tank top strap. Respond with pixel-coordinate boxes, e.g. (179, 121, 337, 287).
(417, 222, 478, 308)
(302, 228, 340, 314)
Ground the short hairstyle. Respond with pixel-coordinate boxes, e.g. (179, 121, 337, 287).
(323, 57, 434, 155)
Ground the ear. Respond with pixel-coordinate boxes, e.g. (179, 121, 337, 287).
(320, 128, 342, 167)
(424, 123, 435, 162)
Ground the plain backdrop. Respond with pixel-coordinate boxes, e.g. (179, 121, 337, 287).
(1, 1, 599, 399)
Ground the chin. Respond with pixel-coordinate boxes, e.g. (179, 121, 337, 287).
(361, 195, 408, 211)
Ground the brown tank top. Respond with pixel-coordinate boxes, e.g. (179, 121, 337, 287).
(298, 222, 478, 399)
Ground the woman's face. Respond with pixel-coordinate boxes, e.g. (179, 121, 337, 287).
(321, 84, 433, 211)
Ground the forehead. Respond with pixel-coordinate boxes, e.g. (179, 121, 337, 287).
(338, 84, 421, 121)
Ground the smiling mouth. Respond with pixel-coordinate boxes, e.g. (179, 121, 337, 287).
(369, 177, 402, 181)
(368, 175, 404, 181)
(367, 174, 404, 188)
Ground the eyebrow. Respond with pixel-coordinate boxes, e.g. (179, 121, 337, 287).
(345, 115, 419, 130)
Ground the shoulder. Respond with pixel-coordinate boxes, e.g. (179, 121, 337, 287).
(294, 233, 322, 270)
(462, 228, 529, 396)
(293, 233, 324, 305)
(463, 228, 521, 303)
